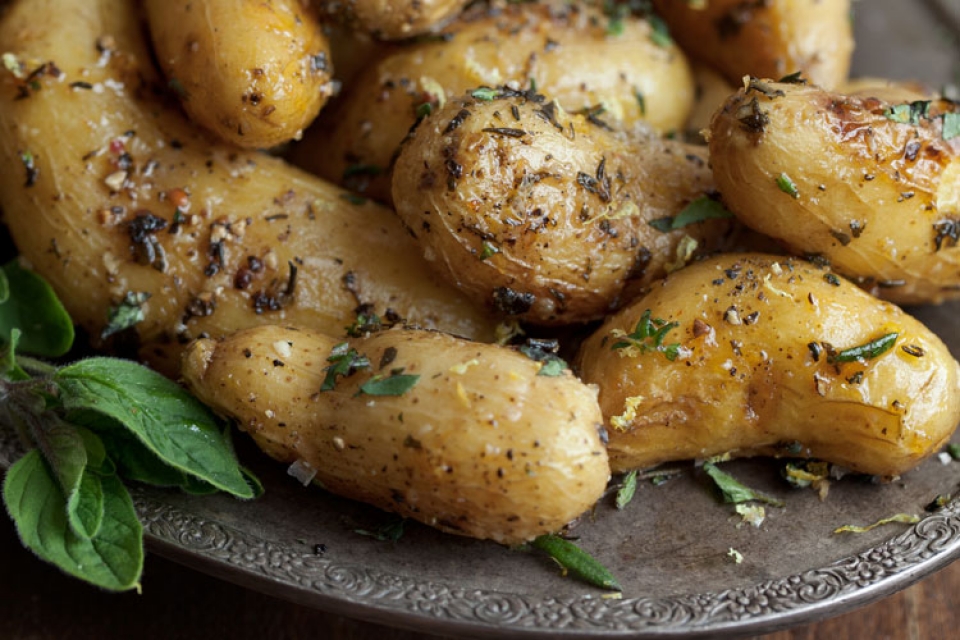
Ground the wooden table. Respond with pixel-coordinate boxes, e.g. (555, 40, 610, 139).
(0, 510, 956, 639)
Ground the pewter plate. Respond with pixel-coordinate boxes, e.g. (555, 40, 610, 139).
(3, 2, 960, 638)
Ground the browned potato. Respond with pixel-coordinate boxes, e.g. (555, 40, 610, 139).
(292, 1, 695, 204)
(709, 79, 960, 305)
(577, 253, 960, 477)
(145, 0, 336, 149)
(315, 0, 471, 40)
(392, 88, 737, 325)
(0, 0, 496, 375)
(652, 0, 853, 89)
(182, 324, 610, 544)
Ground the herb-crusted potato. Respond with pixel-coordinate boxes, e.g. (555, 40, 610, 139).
(708, 79, 960, 304)
(145, 0, 336, 149)
(577, 254, 960, 477)
(392, 88, 736, 325)
(651, 0, 853, 89)
(0, 0, 496, 375)
(182, 324, 610, 544)
(293, 1, 695, 204)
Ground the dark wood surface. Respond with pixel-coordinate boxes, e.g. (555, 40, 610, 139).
(0, 510, 953, 640)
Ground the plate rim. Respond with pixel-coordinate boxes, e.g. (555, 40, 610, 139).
(131, 480, 960, 639)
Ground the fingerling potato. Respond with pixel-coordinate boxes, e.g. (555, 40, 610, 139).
(577, 253, 960, 477)
(145, 0, 336, 149)
(0, 0, 496, 375)
(708, 79, 960, 304)
(652, 0, 853, 89)
(293, 1, 695, 204)
(182, 324, 610, 544)
(392, 88, 736, 324)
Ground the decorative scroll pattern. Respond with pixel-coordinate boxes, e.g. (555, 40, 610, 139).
(132, 481, 960, 635)
(5, 431, 960, 635)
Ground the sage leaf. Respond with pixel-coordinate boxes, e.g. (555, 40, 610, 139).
(531, 534, 621, 591)
(55, 358, 254, 498)
(3, 449, 143, 591)
(0, 260, 74, 357)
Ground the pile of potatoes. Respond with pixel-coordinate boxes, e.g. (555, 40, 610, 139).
(1, 0, 959, 544)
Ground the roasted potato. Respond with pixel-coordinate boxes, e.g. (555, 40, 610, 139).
(652, 0, 853, 89)
(0, 0, 496, 376)
(708, 79, 960, 305)
(292, 1, 695, 204)
(577, 253, 960, 477)
(685, 63, 737, 142)
(145, 0, 336, 149)
(182, 324, 610, 544)
(392, 88, 737, 325)
(315, 0, 471, 40)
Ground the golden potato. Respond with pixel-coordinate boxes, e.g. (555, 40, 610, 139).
(392, 88, 737, 325)
(182, 324, 610, 544)
(145, 0, 336, 149)
(577, 253, 960, 477)
(315, 0, 471, 40)
(708, 79, 960, 305)
(685, 63, 737, 142)
(292, 1, 695, 204)
(652, 0, 853, 89)
(0, 0, 496, 376)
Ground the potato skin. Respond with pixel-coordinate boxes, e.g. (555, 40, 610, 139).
(709, 80, 960, 305)
(392, 89, 736, 325)
(145, 0, 335, 149)
(293, 1, 694, 204)
(0, 0, 495, 375)
(182, 325, 610, 544)
(316, 0, 471, 40)
(652, 0, 852, 89)
(577, 254, 960, 477)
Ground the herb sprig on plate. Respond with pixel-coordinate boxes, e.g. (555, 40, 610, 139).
(0, 259, 259, 591)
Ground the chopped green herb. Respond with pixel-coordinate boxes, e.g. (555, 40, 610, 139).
(943, 113, 960, 140)
(884, 100, 931, 125)
(342, 164, 383, 179)
(321, 343, 370, 391)
(359, 372, 420, 396)
(727, 548, 744, 564)
(649, 196, 734, 233)
(355, 518, 406, 542)
(778, 71, 806, 84)
(340, 193, 367, 206)
(702, 462, 785, 507)
(531, 534, 621, 591)
(833, 513, 919, 534)
(926, 494, 952, 512)
(648, 15, 672, 47)
(345, 312, 383, 338)
(827, 332, 899, 364)
(415, 102, 433, 119)
(101, 291, 150, 339)
(947, 443, 960, 460)
(735, 504, 766, 528)
(610, 309, 682, 361)
(616, 470, 638, 509)
(480, 240, 500, 260)
(518, 338, 567, 377)
(634, 90, 646, 116)
(470, 86, 499, 101)
(776, 173, 800, 198)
